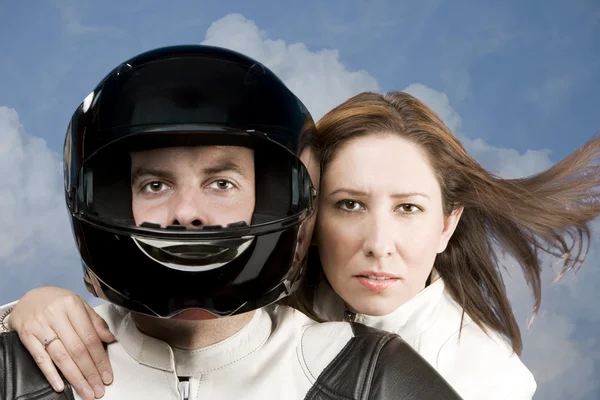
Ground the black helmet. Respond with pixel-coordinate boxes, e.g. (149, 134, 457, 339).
(63, 45, 317, 318)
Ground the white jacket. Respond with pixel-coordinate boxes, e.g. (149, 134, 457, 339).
(1, 302, 355, 399)
(0, 300, 463, 400)
(313, 277, 537, 400)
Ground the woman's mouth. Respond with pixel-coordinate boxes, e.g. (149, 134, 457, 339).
(355, 272, 400, 292)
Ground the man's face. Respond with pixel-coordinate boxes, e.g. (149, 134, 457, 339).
(128, 145, 255, 321)
(130, 145, 255, 228)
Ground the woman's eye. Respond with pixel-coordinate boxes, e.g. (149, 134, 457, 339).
(399, 204, 420, 213)
(338, 200, 362, 211)
(208, 180, 234, 190)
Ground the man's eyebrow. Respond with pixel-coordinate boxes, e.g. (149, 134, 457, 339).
(130, 167, 174, 182)
(203, 161, 245, 176)
(130, 161, 248, 182)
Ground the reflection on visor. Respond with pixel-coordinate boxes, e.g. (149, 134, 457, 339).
(132, 235, 255, 272)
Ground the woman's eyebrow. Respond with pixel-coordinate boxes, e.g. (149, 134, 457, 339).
(328, 188, 429, 199)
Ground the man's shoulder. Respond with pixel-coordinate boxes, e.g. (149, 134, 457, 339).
(0, 331, 75, 400)
(304, 322, 464, 400)
(264, 304, 354, 379)
(92, 302, 128, 331)
(265, 305, 361, 392)
(92, 301, 120, 316)
(266, 306, 462, 399)
(266, 304, 354, 344)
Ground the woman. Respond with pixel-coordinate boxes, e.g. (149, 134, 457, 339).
(3, 91, 600, 399)
(291, 92, 600, 398)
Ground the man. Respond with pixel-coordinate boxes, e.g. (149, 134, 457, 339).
(0, 45, 462, 399)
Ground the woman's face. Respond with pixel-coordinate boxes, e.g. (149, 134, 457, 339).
(316, 134, 462, 316)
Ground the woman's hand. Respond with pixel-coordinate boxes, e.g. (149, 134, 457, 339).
(8, 286, 115, 399)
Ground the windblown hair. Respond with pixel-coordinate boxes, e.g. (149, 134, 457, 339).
(291, 91, 600, 354)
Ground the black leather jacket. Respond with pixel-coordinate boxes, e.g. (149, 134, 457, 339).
(1, 323, 462, 400)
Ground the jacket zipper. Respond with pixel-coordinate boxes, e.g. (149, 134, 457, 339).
(178, 378, 190, 400)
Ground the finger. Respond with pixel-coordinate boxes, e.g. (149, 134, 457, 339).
(84, 301, 115, 344)
(18, 330, 65, 393)
(44, 336, 98, 400)
(73, 302, 115, 385)
(46, 313, 105, 399)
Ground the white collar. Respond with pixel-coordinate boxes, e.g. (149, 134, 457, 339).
(315, 277, 447, 339)
(108, 305, 272, 377)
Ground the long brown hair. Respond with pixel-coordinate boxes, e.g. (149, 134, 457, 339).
(291, 91, 600, 354)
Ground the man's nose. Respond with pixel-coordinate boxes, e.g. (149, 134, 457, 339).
(169, 188, 207, 228)
(362, 212, 396, 259)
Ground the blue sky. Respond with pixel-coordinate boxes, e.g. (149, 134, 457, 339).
(0, 1, 599, 399)
(1, 0, 599, 159)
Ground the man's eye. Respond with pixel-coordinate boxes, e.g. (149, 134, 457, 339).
(337, 200, 362, 211)
(144, 182, 168, 193)
(208, 180, 234, 190)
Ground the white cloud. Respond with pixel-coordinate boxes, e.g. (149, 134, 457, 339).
(523, 74, 574, 115)
(500, 237, 600, 399)
(0, 107, 68, 258)
(404, 83, 554, 177)
(0, 106, 82, 300)
(201, 13, 380, 121)
(0, 12, 598, 399)
(55, 0, 124, 38)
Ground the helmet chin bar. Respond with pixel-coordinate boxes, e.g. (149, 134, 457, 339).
(132, 235, 255, 272)
(82, 268, 171, 317)
(84, 265, 297, 319)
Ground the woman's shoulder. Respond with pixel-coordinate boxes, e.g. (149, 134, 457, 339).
(437, 321, 536, 399)
(429, 294, 537, 399)
(436, 317, 527, 371)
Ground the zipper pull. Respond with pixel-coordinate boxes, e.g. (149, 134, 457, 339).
(344, 308, 364, 323)
(344, 309, 355, 322)
(178, 379, 190, 400)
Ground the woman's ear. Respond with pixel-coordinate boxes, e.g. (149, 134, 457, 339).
(437, 207, 464, 253)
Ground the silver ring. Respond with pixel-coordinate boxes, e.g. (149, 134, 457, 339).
(42, 336, 58, 349)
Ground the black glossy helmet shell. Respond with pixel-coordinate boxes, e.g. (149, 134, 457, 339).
(63, 45, 317, 318)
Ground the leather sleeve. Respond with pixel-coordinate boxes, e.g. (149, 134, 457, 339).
(305, 323, 463, 400)
(368, 331, 463, 399)
(0, 331, 74, 400)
